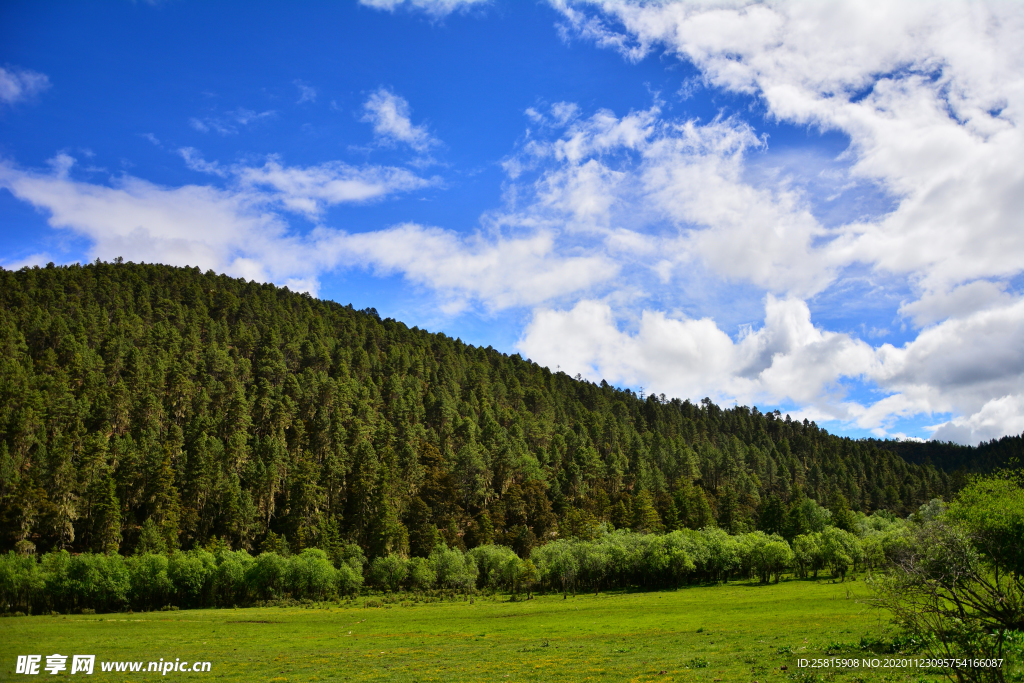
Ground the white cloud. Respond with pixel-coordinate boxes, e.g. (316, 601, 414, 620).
(361, 88, 438, 153)
(0, 159, 295, 286)
(313, 223, 618, 311)
(930, 395, 1024, 445)
(359, 0, 488, 17)
(235, 158, 434, 217)
(0, 153, 434, 292)
(503, 104, 832, 295)
(179, 147, 228, 177)
(872, 300, 1024, 415)
(0, 65, 50, 105)
(518, 294, 1024, 442)
(551, 0, 1024, 300)
(0, 155, 606, 311)
(190, 108, 277, 135)
(0, 253, 53, 271)
(518, 295, 876, 412)
(522, 0, 1024, 442)
(47, 153, 76, 179)
(294, 80, 317, 104)
(177, 148, 435, 216)
(898, 280, 1018, 329)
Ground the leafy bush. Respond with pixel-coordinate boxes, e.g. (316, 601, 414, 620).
(287, 549, 336, 601)
(128, 554, 173, 610)
(429, 545, 477, 591)
(368, 555, 408, 592)
(870, 474, 1024, 683)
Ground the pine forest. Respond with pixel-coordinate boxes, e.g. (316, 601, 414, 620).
(1, 261, 1018, 562)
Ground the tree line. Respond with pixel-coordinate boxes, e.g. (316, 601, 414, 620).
(1, 261, 1017, 563)
(0, 504, 912, 615)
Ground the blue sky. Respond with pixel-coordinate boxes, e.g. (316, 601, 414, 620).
(1, 0, 1021, 445)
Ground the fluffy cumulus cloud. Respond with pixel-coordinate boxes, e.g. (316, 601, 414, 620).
(519, 295, 875, 409)
(0, 65, 50, 105)
(359, 0, 488, 17)
(361, 88, 439, 153)
(511, 0, 1023, 443)
(548, 0, 1024, 295)
(312, 223, 617, 312)
(502, 102, 837, 298)
(519, 296, 1024, 440)
(930, 395, 1024, 447)
(0, 153, 609, 310)
(0, 157, 304, 286)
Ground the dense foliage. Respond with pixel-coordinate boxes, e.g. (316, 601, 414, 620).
(1, 261, 1016, 561)
(0, 545, 362, 614)
(2, 508, 911, 614)
(871, 473, 1024, 682)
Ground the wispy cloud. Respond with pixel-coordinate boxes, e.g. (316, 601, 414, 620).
(189, 108, 277, 135)
(359, 0, 489, 18)
(235, 158, 435, 217)
(0, 65, 50, 105)
(361, 88, 439, 153)
(294, 80, 317, 104)
(0, 252, 53, 271)
(178, 147, 227, 177)
(178, 147, 437, 216)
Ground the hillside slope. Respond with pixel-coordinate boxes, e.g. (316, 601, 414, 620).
(0, 262, 1014, 557)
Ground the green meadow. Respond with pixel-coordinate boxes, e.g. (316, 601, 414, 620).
(1, 579, 939, 683)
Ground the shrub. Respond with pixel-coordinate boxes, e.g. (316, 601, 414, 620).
(335, 561, 363, 596)
(0, 552, 44, 614)
(287, 549, 336, 600)
(368, 555, 408, 592)
(467, 545, 518, 591)
(247, 552, 288, 601)
(214, 550, 253, 606)
(127, 554, 173, 610)
(405, 557, 435, 591)
(429, 545, 477, 591)
(168, 550, 216, 608)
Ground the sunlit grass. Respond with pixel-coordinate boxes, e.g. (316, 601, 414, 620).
(2, 579, 939, 682)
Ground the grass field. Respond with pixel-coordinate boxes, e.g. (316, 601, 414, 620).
(1, 579, 938, 683)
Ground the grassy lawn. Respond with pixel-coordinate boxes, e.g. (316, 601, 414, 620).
(1, 579, 933, 683)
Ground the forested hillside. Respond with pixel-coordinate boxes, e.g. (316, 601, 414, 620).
(0, 262, 1015, 559)
(871, 434, 1022, 473)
